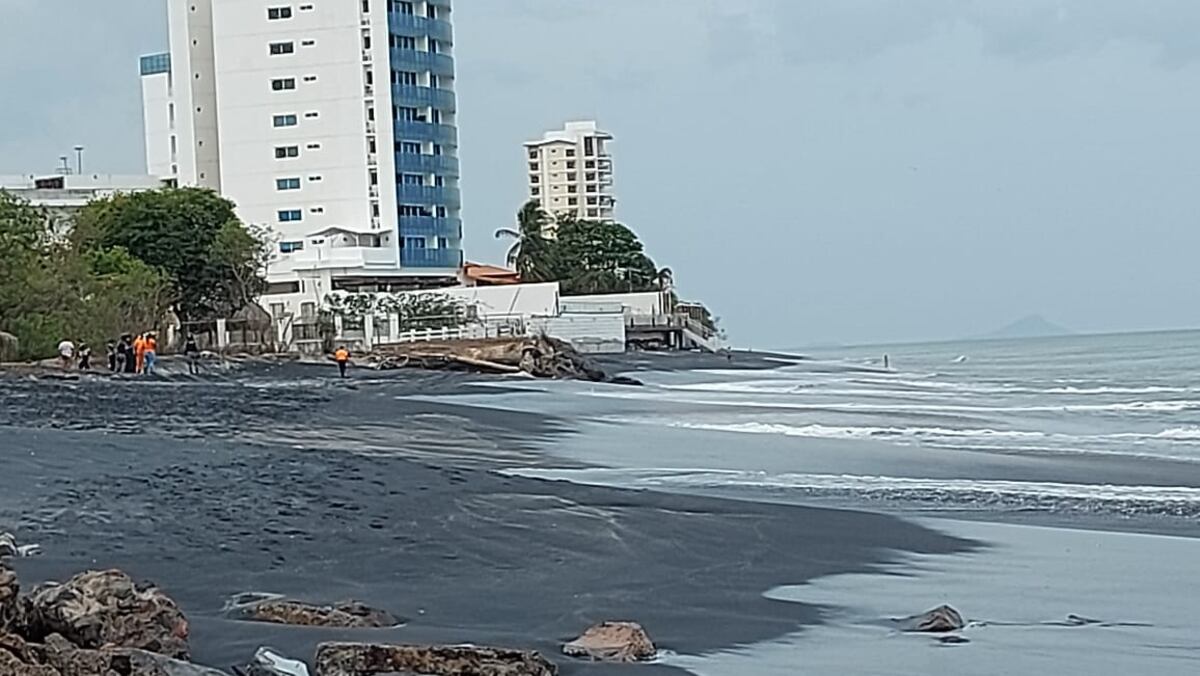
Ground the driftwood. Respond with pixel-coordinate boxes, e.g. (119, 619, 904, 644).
(372, 335, 640, 385)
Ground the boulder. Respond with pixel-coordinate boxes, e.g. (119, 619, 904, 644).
(562, 622, 656, 663)
(313, 642, 556, 676)
(240, 600, 398, 628)
(25, 569, 190, 659)
(896, 605, 965, 633)
(34, 633, 227, 676)
(1, 563, 21, 633)
(0, 632, 60, 676)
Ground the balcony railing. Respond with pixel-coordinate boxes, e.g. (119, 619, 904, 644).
(388, 13, 453, 43)
(390, 49, 455, 77)
(392, 84, 456, 111)
(394, 121, 458, 145)
(395, 153, 459, 175)
(399, 216, 462, 238)
(401, 247, 462, 269)
(396, 185, 461, 206)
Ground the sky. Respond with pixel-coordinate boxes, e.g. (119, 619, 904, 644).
(2, 0, 1198, 347)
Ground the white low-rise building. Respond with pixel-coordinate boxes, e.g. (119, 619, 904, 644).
(0, 173, 171, 236)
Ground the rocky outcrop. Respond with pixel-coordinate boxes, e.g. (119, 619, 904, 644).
(0, 631, 60, 676)
(562, 621, 656, 662)
(24, 569, 190, 660)
(1, 563, 21, 633)
(897, 605, 965, 633)
(32, 633, 227, 676)
(240, 599, 398, 628)
(373, 336, 642, 385)
(313, 642, 557, 676)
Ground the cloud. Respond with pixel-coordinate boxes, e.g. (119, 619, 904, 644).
(764, 0, 1200, 65)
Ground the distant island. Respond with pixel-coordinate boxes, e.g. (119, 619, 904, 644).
(975, 314, 1074, 341)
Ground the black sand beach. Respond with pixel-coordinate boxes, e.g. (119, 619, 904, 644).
(0, 362, 972, 673)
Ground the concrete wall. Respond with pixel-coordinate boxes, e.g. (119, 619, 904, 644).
(528, 312, 626, 354)
(563, 291, 666, 317)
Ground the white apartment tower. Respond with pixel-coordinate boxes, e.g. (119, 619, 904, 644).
(525, 121, 615, 221)
(139, 0, 463, 302)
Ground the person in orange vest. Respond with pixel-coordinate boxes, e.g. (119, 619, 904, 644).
(334, 346, 350, 378)
(143, 332, 159, 375)
(133, 334, 147, 374)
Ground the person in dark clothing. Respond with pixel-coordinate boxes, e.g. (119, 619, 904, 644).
(184, 335, 201, 375)
(106, 341, 118, 372)
(77, 343, 92, 371)
(121, 335, 137, 373)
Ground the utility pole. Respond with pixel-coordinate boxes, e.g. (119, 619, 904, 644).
(74, 145, 85, 175)
(58, 156, 71, 175)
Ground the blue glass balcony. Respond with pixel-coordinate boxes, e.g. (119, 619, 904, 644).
(427, 0, 452, 8)
(394, 121, 457, 145)
(388, 14, 453, 43)
(392, 85, 456, 112)
(401, 247, 462, 269)
(396, 185, 461, 206)
(390, 49, 455, 77)
(400, 216, 462, 238)
(139, 53, 170, 76)
(395, 153, 459, 176)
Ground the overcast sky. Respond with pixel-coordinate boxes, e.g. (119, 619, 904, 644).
(2, 1, 1198, 347)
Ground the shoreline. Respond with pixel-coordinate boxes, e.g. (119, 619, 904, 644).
(0, 362, 971, 674)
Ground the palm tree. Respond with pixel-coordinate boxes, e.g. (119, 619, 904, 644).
(494, 201, 554, 280)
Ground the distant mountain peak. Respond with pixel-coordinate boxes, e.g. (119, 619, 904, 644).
(978, 314, 1073, 340)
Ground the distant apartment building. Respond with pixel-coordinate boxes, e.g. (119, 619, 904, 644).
(524, 121, 614, 222)
(138, 0, 463, 313)
(0, 173, 169, 237)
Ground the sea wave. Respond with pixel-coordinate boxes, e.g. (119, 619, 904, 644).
(670, 421, 1047, 441)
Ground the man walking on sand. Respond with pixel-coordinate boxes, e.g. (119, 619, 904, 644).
(57, 339, 75, 370)
(334, 345, 350, 378)
(133, 334, 146, 374)
(143, 332, 159, 375)
(184, 335, 201, 375)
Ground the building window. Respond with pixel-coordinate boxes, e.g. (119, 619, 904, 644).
(301, 39, 316, 46)
(396, 71, 417, 86)
(306, 143, 321, 150)
(299, 4, 314, 10)
(272, 114, 298, 127)
(395, 1, 415, 15)
(568, 197, 578, 206)
(528, 149, 537, 160)
(587, 209, 599, 218)
(566, 161, 576, 169)
(585, 160, 595, 169)
(304, 111, 319, 118)
(397, 36, 416, 49)
(269, 42, 295, 55)
(279, 241, 304, 253)
(401, 174, 425, 185)
(587, 196, 597, 205)
(529, 163, 539, 172)
(584, 138, 595, 155)
(566, 149, 576, 157)
(429, 39, 440, 54)
(310, 206, 325, 214)
(429, 75, 440, 88)
(276, 177, 301, 191)
(436, 206, 447, 217)
(404, 237, 426, 249)
(278, 210, 303, 222)
(302, 75, 318, 82)
(400, 141, 421, 154)
(271, 78, 296, 91)
(274, 145, 299, 158)
(567, 185, 577, 194)
(531, 187, 540, 196)
(268, 7, 293, 20)
(586, 172, 596, 181)
(308, 175, 323, 181)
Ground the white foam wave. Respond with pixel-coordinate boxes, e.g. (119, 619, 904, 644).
(511, 468, 1200, 505)
(671, 421, 1047, 441)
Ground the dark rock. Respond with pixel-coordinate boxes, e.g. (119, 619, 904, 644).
(0, 631, 60, 676)
(240, 600, 398, 628)
(25, 569, 190, 659)
(562, 621, 656, 662)
(313, 642, 556, 676)
(34, 633, 227, 676)
(896, 605, 966, 633)
(1, 563, 21, 633)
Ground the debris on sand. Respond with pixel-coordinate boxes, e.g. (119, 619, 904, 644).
(24, 569, 191, 660)
(895, 604, 966, 633)
(313, 642, 557, 676)
(236, 646, 312, 676)
(0, 532, 41, 559)
(371, 335, 642, 385)
(562, 621, 657, 662)
(1, 564, 20, 634)
(238, 599, 399, 628)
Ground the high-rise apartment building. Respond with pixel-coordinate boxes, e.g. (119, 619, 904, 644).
(139, 0, 463, 298)
(524, 121, 614, 221)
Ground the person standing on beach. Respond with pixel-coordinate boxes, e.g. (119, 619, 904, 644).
(57, 339, 75, 370)
(121, 335, 137, 373)
(334, 345, 350, 378)
(143, 333, 158, 375)
(133, 334, 146, 374)
(78, 343, 92, 371)
(184, 335, 201, 375)
(106, 341, 117, 372)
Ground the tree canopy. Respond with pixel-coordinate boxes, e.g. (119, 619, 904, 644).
(495, 201, 670, 296)
(73, 188, 269, 322)
(0, 191, 171, 359)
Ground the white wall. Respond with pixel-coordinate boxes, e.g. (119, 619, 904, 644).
(140, 72, 173, 177)
(563, 291, 665, 316)
(211, 0, 376, 276)
(431, 282, 560, 320)
(528, 313, 626, 354)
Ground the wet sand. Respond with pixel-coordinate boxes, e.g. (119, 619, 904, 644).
(0, 362, 970, 673)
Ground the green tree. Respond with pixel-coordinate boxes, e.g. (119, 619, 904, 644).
(494, 200, 560, 282)
(553, 215, 659, 295)
(73, 187, 266, 321)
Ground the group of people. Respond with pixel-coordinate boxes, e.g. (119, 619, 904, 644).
(103, 333, 160, 375)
